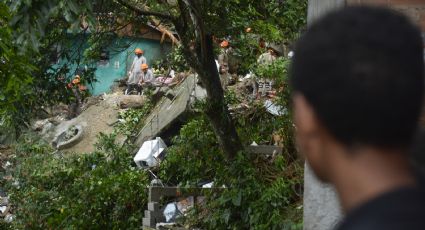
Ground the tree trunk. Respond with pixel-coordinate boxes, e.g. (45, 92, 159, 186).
(118, 0, 243, 159)
(195, 35, 243, 159)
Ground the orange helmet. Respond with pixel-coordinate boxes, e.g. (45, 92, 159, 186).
(134, 48, 143, 54)
(220, 40, 229, 48)
(141, 63, 149, 70)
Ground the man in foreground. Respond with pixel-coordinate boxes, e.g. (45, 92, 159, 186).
(290, 6, 425, 229)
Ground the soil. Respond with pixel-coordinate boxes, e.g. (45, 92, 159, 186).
(48, 91, 128, 154)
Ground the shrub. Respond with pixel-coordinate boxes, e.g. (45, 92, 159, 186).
(4, 109, 151, 228)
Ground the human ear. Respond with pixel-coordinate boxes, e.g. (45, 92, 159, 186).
(293, 93, 327, 178)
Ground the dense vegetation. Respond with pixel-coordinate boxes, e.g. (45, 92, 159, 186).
(0, 0, 307, 229)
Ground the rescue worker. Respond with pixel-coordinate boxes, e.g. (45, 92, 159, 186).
(128, 48, 146, 83)
(218, 40, 230, 73)
(138, 63, 155, 93)
(256, 46, 278, 97)
(218, 40, 235, 89)
(257, 46, 277, 65)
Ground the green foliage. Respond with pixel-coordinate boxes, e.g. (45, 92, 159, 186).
(158, 113, 302, 229)
(255, 57, 292, 106)
(115, 102, 153, 140)
(159, 116, 225, 186)
(0, 2, 35, 132)
(153, 45, 190, 73)
(157, 52, 301, 228)
(5, 131, 149, 229)
(204, 153, 303, 230)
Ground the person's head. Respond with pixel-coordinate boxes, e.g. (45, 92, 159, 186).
(220, 40, 229, 48)
(141, 63, 149, 72)
(290, 7, 424, 181)
(267, 47, 276, 56)
(135, 48, 144, 57)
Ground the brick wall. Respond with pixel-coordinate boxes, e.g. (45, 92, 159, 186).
(345, 0, 425, 127)
(346, 0, 425, 32)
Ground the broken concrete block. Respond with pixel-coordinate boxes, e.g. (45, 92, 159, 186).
(118, 95, 146, 109)
(148, 202, 160, 211)
(143, 217, 155, 227)
(134, 75, 205, 147)
(145, 210, 164, 219)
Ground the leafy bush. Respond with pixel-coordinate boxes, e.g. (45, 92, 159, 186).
(159, 116, 225, 186)
(115, 102, 153, 141)
(204, 152, 303, 230)
(5, 132, 149, 229)
(157, 108, 302, 229)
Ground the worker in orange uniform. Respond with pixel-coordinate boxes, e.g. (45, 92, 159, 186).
(128, 48, 147, 85)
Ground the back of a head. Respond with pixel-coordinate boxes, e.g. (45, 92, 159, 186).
(291, 6, 424, 149)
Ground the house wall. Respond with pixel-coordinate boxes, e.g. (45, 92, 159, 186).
(346, 0, 425, 32)
(91, 37, 171, 95)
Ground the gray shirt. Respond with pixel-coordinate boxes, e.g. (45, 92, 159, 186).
(128, 56, 147, 84)
(139, 69, 154, 83)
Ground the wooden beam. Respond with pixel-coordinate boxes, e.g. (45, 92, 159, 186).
(245, 145, 283, 155)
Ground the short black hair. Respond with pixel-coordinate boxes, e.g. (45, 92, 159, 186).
(291, 6, 424, 148)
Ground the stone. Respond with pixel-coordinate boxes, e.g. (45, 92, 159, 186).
(148, 202, 160, 211)
(118, 95, 146, 109)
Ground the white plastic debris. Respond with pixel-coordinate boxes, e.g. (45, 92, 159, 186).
(4, 214, 14, 223)
(2, 161, 11, 169)
(288, 51, 294, 58)
(264, 100, 288, 116)
(202, 182, 214, 188)
(133, 137, 167, 168)
(163, 202, 181, 222)
(0, 206, 7, 214)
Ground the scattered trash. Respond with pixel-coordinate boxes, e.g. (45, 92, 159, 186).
(251, 141, 258, 146)
(163, 202, 181, 223)
(12, 180, 20, 189)
(176, 196, 194, 214)
(2, 161, 11, 169)
(264, 99, 287, 116)
(0, 206, 7, 214)
(4, 213, 14, 223)
(163, 196, 195, 223)
(202, 182, 214, 188)
(288, 51, 294, 58)
(134, 137, 167, 168)
(156, 222, 180, 229)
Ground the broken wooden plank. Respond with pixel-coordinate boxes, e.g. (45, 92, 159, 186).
(245, 145, 283, 155)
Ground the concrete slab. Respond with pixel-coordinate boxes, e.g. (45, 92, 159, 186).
(134, 75, 205, 147)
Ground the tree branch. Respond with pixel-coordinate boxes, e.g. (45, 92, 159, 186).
(115, 0, 175, 21)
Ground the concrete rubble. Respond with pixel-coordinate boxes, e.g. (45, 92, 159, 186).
(135, 75, 206, 147)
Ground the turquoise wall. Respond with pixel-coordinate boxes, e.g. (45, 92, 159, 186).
(91, 37, 169, 95)
(55, 36, 170, 95)
(91, 38, 169, 95)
